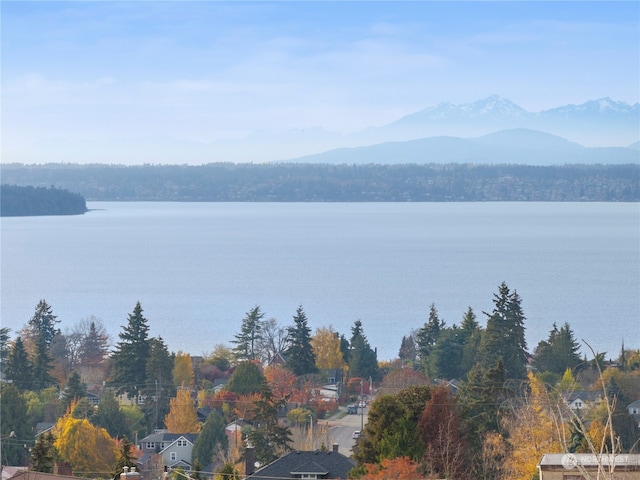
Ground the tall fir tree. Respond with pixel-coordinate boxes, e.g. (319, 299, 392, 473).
(533, 322, 582, 376)
(112, 438, 137, 480)
(285, 306, 318, 376)
(416, 303, 445, 368)
(5, 337, 33, 390)
(61, 371, 87, 409)
(348, 320, 380, 381)
(191, 411, 228, 467)
(145, 336, 175, 429)
(31, 431, 58, 473)
(93, 390, 132, 440)
(28, 299, 60, 349)
(81, 320, 110, 368)
(31, 335, 56, 391)
(232, 306, 265, 361)
(109, 302, 151, 398)
(477, 282, 528, 380)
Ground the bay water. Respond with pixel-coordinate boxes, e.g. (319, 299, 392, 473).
(1, 202, 638, 362)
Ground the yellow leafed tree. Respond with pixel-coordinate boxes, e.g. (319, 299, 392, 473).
(54, 402, 117, 476)
(173, 351, 195, 388)
(165, 388, 200, 433)
(311, 326, 345, 370)
(502, 372, 565, 480)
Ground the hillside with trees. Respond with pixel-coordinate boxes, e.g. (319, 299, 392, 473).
(1, 162, 638, 202)
(1, 284, 638, 479)
(0, 184, 88, 216)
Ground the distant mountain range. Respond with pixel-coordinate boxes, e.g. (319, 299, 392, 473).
(286, 128, 640, 166)
(354, 96, 638, 144)
(264, 96, 639, 164)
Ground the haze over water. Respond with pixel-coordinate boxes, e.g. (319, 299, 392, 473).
(1, 201, 638, 361)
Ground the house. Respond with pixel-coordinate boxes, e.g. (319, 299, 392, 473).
(538, 453, 640, 479)
(137, 431, 198, 474)
(2, 469, 88, 480)
(563, 390, 602, 411)
(628, 400, 640, 427)
(245, 446, 356, 480)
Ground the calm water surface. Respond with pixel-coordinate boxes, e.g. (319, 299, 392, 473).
(1, 202, 638, 361)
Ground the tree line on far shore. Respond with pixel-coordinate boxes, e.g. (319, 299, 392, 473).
(1, 184, 87, 217)
(1, 162, 638, 202)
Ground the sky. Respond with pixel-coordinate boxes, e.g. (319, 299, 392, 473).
(2, 1, 639, 164)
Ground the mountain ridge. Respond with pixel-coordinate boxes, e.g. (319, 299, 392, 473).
(285, 128, 640, 166)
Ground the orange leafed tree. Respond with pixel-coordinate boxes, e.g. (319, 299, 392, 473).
(358, 457, 423, 480)
(263, 364, 298, 401)
(165, 388, 201, 433)
(311, 326, 345, 370)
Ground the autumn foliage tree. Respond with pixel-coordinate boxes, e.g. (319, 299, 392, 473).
(352, 457, 423, 480)
(312, 326, 345, 370)
(165, 388, 200, 433)
(54, 401, 117, 476)
(418, 385, 471, 479)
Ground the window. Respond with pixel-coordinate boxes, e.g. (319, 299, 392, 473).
(170, 452, 177, 461)
(177, 440, 187, 447)
(146, 442, 155, 450)
(300, 475, 317, 479)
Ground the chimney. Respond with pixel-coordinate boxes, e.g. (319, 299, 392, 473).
(54, 462, 73, 476)
(332, 444, 339, 454)
(245, 447, 256, 476)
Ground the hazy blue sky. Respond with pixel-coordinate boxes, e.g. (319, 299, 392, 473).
(2, 1, 638, 164)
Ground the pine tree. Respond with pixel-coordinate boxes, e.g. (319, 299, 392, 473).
(348, 320, 379, 381)
(245, 382, 292, 465)
(61, 371, 87, 409)
(416, 304, 445, 367)
(232, 306, 265, 361)
(5, 337, 34, 390)
(109, 302, 151, 398)
(31, 431, 58, 473)
(81, 320, 110, 368)
(226, 361, 265, 396)
(145, 336, 175, 429)
(93, 390, 132, 440)
(533, 322, 581, 376)
(0, 383, 31, 465)
(477, 282, 528, 380)
(28, 299, 60, 349)
(398, 335, 416, 363)
(191, 411, 228, 467)
(31, 335, 56, 391)
(112, 438, 137, 480)
(285, 306, 318, 376)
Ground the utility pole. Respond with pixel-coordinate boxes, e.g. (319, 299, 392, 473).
(360, 380, 364, 431)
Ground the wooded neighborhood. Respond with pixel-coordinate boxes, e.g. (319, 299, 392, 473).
(1, 283, 639, 480)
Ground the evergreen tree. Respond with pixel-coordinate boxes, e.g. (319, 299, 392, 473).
(226, 361, 265, 396)
(0, 327, 11, 375)
(215, 462, 239, 480)
(93, 390, 132, 440)
(285, 306, 318, 376)
(145, 336, 175, 430)
(31, 335, 56, 391)
(61, 371, 87, 410)
(416, 304, 444, 368)
(398, 334, 416, 363)
(31, 431, 58, 473)
(348, 320, 380, 381)
(245, 382, 292, 466)
(0, 384, 31, 466)
(109, 302, 151, 398)
(232, 306, 265, 361)
(477, 282, 528, 380)
(112, 438, 137, 480)
(191, 411, 228, 468)
(459, 307, 482, 376)
(533, 322, 582, 376)
(429, 326, 465, 380)
(81, 320, 110, 368)
(5, 337, 33, 390)
(28, 299, 60, 349)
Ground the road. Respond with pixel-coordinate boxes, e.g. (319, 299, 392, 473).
(323, 407, 368, 457)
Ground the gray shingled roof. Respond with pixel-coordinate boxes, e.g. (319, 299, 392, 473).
(248, 451, 356, 480)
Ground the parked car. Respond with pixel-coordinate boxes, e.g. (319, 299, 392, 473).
(352, 430, 361, 439)
(347, 405, 358, 414)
